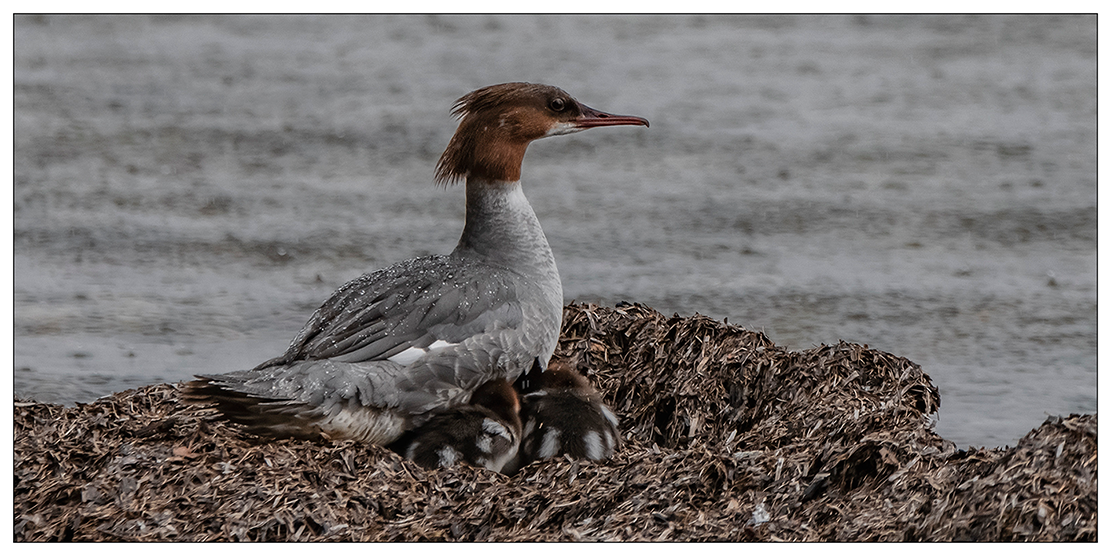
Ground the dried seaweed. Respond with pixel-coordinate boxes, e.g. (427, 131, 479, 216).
(14, 302, 1096, 541)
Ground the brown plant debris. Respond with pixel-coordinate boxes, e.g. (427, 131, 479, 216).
(14, 302, 1096, 541)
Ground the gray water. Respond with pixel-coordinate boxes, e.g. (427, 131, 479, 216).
(14, 15, 1096, 449)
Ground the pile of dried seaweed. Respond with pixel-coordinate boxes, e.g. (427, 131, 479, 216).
(14, 303, 1097, 541)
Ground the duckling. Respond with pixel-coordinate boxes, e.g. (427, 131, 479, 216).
(390, 378, 522, 474)
(518, 360, 621, 465)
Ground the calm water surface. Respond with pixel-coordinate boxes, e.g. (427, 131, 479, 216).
(14, 15, 1096, 448)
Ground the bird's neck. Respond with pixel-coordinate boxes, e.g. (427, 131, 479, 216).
(453, 178, 556, 276)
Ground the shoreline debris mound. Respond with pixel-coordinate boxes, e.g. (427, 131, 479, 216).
(14, 302, 1097, 541)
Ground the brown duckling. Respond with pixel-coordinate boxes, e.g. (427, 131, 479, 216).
(518, 360, 621, 465)
(390, 378, 522, 474)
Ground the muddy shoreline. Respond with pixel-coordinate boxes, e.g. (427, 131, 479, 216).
(14, 303, 1096, 541)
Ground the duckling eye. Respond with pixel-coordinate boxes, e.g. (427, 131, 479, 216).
(549, 98, 567, 112)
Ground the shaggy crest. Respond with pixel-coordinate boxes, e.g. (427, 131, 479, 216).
(434, 82, 579, 185)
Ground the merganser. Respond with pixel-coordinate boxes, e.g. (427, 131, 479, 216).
(389, 378, 522, 473)
(518, 360, 621, 464)
(183, 83, 648, 445)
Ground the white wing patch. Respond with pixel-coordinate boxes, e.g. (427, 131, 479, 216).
(436, 445, 461, 468)
(583, 430, 604, 460)
(538, 428, 562, 459)
(387, 340, 458, 366)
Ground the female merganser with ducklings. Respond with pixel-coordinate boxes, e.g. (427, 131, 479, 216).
(184, 83, 647, 451)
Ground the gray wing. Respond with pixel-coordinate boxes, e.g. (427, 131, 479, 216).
(185, 254, 532, 437)
(185, 358, 412, 441)
(264, 253, 524, 367)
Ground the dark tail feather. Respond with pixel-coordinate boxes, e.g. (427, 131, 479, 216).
(181, 376, 322, 439)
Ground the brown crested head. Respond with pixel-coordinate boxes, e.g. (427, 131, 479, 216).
(434, 82, 649, 185)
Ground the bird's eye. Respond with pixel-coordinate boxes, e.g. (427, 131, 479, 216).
(549, 98, 566, 112)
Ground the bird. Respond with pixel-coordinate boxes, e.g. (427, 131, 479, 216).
(389, 378, 523, 473)
(518, 359, 621, 465)
(183, 82, 648, 445)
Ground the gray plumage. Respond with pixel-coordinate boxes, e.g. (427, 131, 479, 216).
(185, 189, 561, 444)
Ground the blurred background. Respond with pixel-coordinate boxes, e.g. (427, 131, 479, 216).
(14, 15, 1095, 448)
